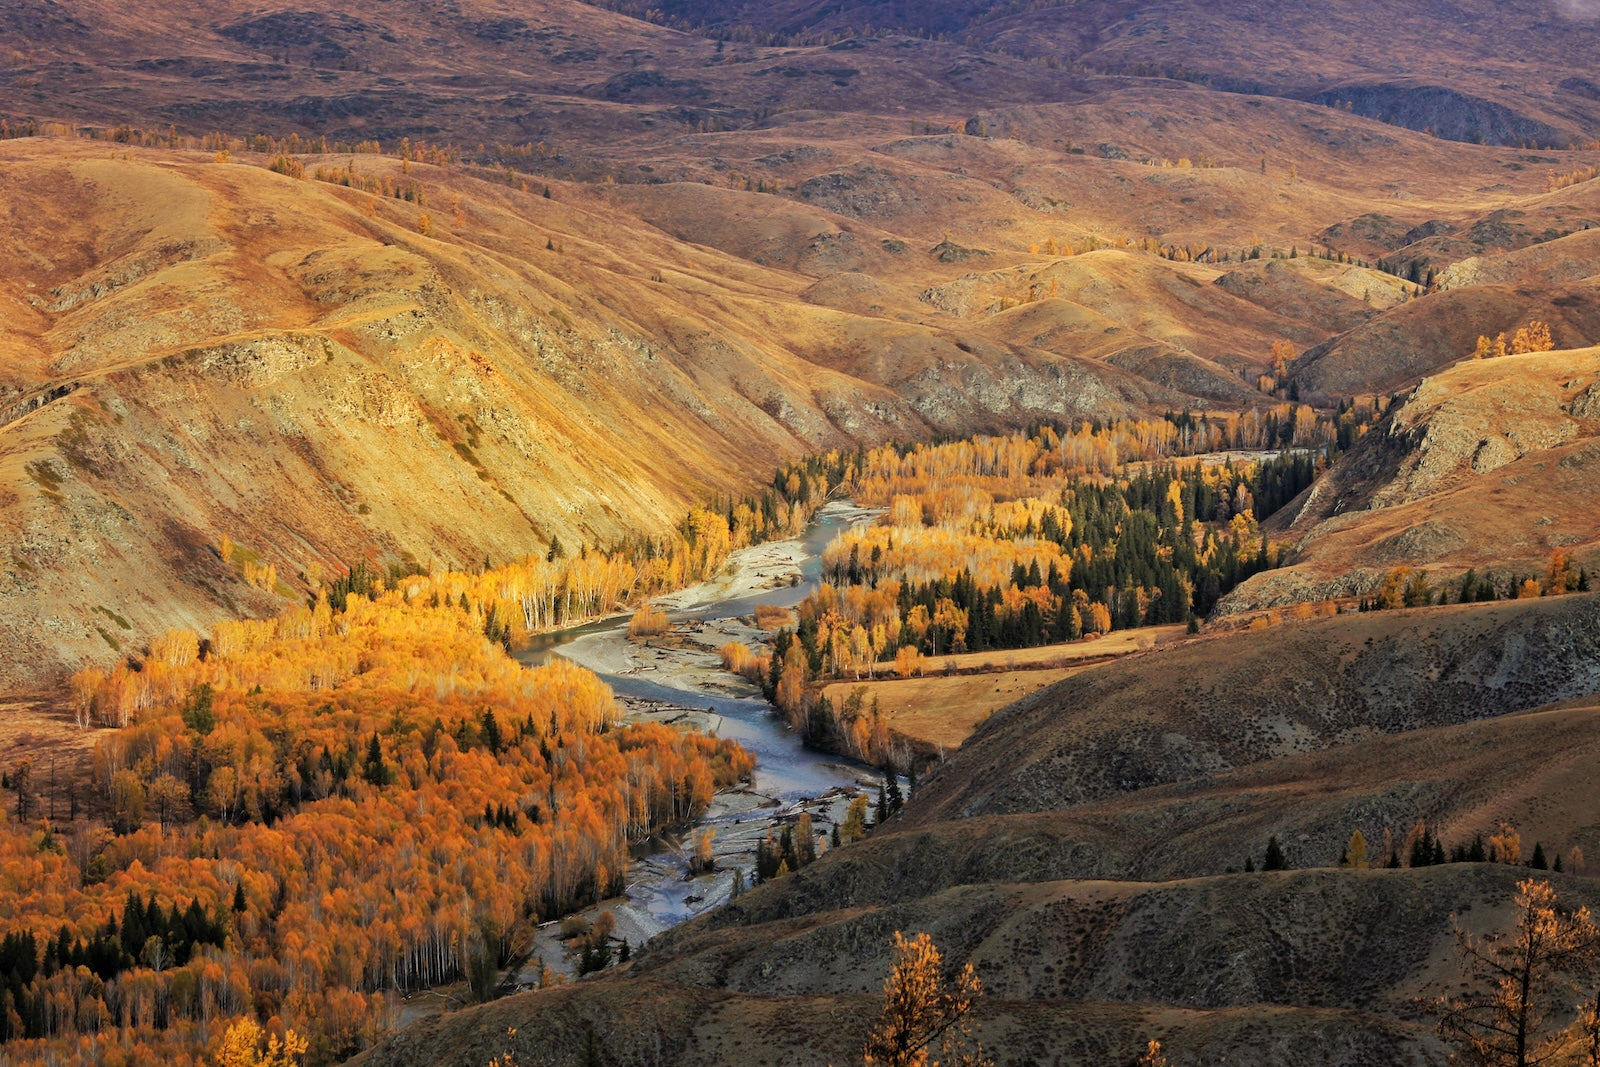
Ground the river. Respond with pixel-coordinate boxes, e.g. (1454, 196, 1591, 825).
(512, 501, 882, 975)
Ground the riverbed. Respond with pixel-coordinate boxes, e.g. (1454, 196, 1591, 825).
(514, 501, 883, 982)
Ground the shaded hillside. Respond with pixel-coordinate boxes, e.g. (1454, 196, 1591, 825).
(1233, 349, 1600, 610)
(660, 699, 1600, 920)
(351, 589, 1600, 1064)
(903, 593, 1600, 822)
(11, 0, 1600, 150)
(350, 960, 1443, 1066)
(0, 0, 1076, 150)
(636, 0, 1600, 147)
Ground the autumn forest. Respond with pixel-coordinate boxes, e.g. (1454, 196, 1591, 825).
(0, 460, 853, 1064)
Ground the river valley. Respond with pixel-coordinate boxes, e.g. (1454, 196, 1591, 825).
(514, 502, 885, 981)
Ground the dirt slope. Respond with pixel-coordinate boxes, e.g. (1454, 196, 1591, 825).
(905, 594, 1600, 821)
(1, 138, 1202, 690)
(1231, 348, 1600, 610)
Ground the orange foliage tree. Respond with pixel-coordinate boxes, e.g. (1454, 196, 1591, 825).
(14, 576, 753, 1064)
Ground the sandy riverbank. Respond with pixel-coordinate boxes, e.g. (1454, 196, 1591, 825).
(652, 538, 809, 611)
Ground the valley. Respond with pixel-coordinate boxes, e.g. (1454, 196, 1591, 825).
(3, 0, 1600, 1063)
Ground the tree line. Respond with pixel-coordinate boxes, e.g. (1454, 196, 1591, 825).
(732, 427, 1332, 766)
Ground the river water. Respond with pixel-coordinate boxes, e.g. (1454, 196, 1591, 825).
(513, 502, 881, 958)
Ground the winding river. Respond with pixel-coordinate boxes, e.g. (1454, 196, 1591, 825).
(513, 502, 881, 957)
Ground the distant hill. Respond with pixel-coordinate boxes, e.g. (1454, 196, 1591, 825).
(5, 0, 1600, 706)
(638, 0, 1600, 147)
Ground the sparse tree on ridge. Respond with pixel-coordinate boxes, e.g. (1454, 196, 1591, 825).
(863, 931, 990, 1067)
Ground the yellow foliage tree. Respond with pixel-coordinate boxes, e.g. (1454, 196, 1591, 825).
(1510, 321, 1554, 355)
(213, 1017, 307, 1067)
(1137, 1040, 1172, 1067)
(1435, 879, 1599, 1067)
(842, 793, 870, 843)
(1545, 549, 1580, 595)
(863, 931, 990, 1067)
(1341, 829, 1368, 869)
(1489, 821, 1523, 866)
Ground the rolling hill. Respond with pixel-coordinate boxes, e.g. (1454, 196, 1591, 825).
(4, 1, 1600, 1063)
(350, 595, 1600, 1066)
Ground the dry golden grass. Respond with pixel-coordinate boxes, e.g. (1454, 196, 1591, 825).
(752, 604, 796, 630)
(823, 666, 1088, 752)
(825, 627, 1185, 751)
(627, 605, 672, 638)
(912, 626, 1187, 673)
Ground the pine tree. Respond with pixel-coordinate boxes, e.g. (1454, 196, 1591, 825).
(363, 732, 389, 787)
(1263, 835, 1289, 871)
(580, 1028, 604, 1067)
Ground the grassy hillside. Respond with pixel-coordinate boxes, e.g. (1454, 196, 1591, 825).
(1233, 348, 1600, 610)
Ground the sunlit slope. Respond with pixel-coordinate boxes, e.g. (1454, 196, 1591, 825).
(0, 138, 1194, 690)
(1234, 348, 1600, 609)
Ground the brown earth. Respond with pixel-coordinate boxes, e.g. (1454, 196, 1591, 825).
(353, 597, 1600, 1067)
(1231, 348, 1600, 611)
(905, 594, 1600, 821)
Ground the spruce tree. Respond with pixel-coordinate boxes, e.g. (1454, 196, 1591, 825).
(581, 1029, 604, 1067)
(363, 732, 388, 787)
